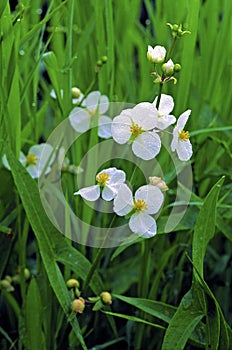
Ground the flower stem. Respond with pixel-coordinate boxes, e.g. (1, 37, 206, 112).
(166, 36, 177, 61)
(155, 82, 163, 109)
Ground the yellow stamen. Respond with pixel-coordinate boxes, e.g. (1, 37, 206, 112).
(26, 153, 38, 166)
(134, 199, 148, 212)
(96, 172, 110, 186)
(130, 123, 142, 137)
(89, 108, 97, 117)
(158, 112, 163, 118)
(178, 130, 190, 142)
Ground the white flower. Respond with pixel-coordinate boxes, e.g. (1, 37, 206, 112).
(162, 59, 174, 75)
(113, 184, 164, 237)
(74, 167, 126, 201)
(111, 102, 161, 160)
(2, 144, 54, 178)
(69, 90, 112, 138)
(147, 45, 166, 63)
(171, 110, 193, 161)
(153, 94, 176, 130)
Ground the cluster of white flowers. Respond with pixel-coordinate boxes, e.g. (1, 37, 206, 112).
(75, 167, 167, 237)
(111, 94, 192, 161)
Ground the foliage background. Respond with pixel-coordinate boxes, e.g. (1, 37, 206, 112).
(0, 0, 231, 349)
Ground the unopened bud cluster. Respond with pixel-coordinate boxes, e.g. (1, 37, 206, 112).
(0, 268, 31, 292)
(147, 23, 190, 86)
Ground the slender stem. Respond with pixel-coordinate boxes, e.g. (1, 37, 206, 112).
(155, 82, 163, 109)
(166, 35, 177, 61)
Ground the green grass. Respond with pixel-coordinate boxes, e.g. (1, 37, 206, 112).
(0, 0, 232, 349)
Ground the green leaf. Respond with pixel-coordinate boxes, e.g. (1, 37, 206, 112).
(161, 289, 204, 350)
(192, 176, 225, 278)
(5, 147, 87, 350)
(25, 278, 46, 350)
(0, 0, 7, 17)
(101, 310, 165, 330)
(113, 294, 176, 323)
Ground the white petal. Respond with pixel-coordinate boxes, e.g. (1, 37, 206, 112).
(27, 165, 39, 178)
(98, 115, 112, 138)
(155, 114, 176, 130)
(132, 131, 161, 160)
(176, 109, 191, 130)
(29, 144, 54, 168)
(132, 103, 157, 130)
(108, 168, 126, 184)
(171, 128, 179, 151)
(113, 184, 133, 216)
(74, 185, 100, 201)
(84, 91, 101, 111)
(111, 115, 131, 144)
(129, 212, 157, 236)
(99, 95, 109, 114)
(2, 155, 11, 170)
(72, 93, 84, 105)
(69, 107, 91, 133)
(153, 94, 174, 115)
(135, 185, 164, 214)
(176, 140, 193, 161)
(102, 186, 115, 201)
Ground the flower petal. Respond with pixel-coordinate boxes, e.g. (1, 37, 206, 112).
(107, 168, 126, 184)
(171, 128, 178, 152)
(99, 95, 109, 114)
(98, 115, 112, 138)
(113, 184, 133, 216)
(155, 114, 176, 130)
(129, 212, 157, 237)
(135, 185, 164, 214)
(69, 107, 91, 133)
(153, 94, 174, 115)
(176, 140, 193, 161)
(176, 109, 191, 130)
(111, 115, 132, 144)
(132, 103, 157, 130)
(132, 131, 161, 160)
(83, 91, 101, 111)
(102, 186, 116, 201)
(74, 185, 100, 201)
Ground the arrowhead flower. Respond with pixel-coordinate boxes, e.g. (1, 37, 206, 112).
(74, 167, 126, 201)
(113, 184, 164, 237)
(111, 103, 161, 160)
(153, 94, 176, 130)
(69, 90, 112, 139)
(147, 45, 166, 63)
(2, 144, 54, 178)
(171, 110, 193, 161)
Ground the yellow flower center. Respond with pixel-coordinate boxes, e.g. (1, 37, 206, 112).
(26, 153, 38, 166)
(178, 130, 190, 142)
(89, 108, 97, 117)
(158, 112, 163, 118)
(134, 199, 148, 212)
(130, 123, 142, 137)
(96, 172, 110, 186)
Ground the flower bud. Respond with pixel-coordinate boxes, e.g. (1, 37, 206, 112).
(162, 59, 174, 75)
(97, 59, 102, 67)
(0, 279, 15, 292)
(174, 63, 181, 72)
(147, 45, 166, 64)
(72, 87, 81, 98)
(66, 278, 80, 289)
(71, 298, 85, 313)
(167, 23, 191, 38)
(149, 177, 169, 191)
(100, 291, 112, 305)
(101, 55, 108, 64)
(24, 268, 30, 280)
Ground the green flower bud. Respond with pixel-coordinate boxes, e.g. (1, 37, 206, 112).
(162, 59, 174, 75)
(101, 55, 108, 63)
(0, 279, 15, 292)
(71, 298, 85, 314)
(100, 291, 112, 305)
(97, 59, 102, 67)
(72, 87, 81, 98)
(66, 278, 80, 289)
(174, 63, 181, 72)
(24, 268, 30, 280)
(74, 287, 81, 297)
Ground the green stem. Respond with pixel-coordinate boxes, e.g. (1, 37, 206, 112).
(155, 82, 163, 109)
(166, 35, 177, 61)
